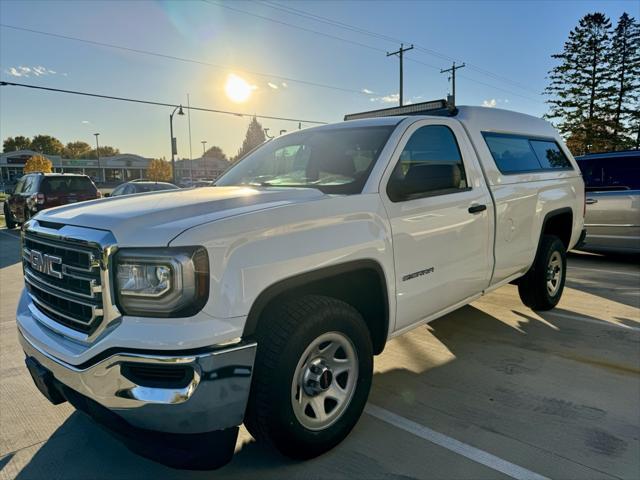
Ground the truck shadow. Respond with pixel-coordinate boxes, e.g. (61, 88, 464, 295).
(14, 304, 639, 479)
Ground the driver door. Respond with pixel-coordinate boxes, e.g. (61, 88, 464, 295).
(381, 119, 494, 331)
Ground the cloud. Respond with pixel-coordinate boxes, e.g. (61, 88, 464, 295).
(362, 88, 374, 95)
(5, 65, 65, 78)
(370, 93, 400, 104)
(482, 98, 510, 108)
(281, 82, 288, 88)
(267, 82, 279, 90)
(81, 120, 90, 124)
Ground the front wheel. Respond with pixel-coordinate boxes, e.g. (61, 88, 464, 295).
(518, 235, 567, 311)
(244, 295, 373, 459)
(3, 204, 16, 229)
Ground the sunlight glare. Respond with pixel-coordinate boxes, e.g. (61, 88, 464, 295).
(225, 74, 254, 103)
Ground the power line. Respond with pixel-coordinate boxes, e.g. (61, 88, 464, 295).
(0, 24, 372, 97)
(0, 81, 329, 124)
(202, 0, 388, 55)
(255, 0, 542, 96)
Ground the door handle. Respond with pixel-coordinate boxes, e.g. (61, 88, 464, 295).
(468, 204, 487, 214)
(585, 198, 598, 205)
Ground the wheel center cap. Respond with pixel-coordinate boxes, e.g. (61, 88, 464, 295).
(302, 359, 333, 396)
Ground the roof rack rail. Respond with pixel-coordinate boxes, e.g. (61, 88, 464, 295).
(344, 98, 456, 121)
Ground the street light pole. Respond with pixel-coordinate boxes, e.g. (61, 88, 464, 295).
(93, 133, 101, 183)
(201, 140, 207, 156)
(169, 105, 184, 184)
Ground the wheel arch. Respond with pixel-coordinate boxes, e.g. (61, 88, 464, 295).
(242, 260, 390, 355)
(539, 207, 573, 251)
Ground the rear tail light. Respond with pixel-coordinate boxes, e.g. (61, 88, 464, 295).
(36, 193, 46, 205)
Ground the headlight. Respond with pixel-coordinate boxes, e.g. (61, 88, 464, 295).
(114, 247, 209, 317)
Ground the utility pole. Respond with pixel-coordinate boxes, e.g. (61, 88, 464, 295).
(187, 94, 193, 183)
(93, 133, 101, 183)
(440, 61, 466, 107)
(387, 43, 414, 106)
(201, 140, 207, 156)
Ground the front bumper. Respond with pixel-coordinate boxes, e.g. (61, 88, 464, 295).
(18, 327, 256, 435)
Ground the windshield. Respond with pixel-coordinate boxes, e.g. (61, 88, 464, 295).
(216, 125, 395, 194)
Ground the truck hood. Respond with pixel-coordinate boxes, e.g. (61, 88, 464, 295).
(36, 186, 326, 246)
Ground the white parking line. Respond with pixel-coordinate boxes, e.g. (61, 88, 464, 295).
(568, 266, 639, 277)
(366, 404, 550, 480)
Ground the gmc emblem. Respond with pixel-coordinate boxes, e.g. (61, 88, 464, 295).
(29, 250, 63, 279)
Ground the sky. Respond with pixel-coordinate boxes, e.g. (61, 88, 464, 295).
(0, 0, 636, 160)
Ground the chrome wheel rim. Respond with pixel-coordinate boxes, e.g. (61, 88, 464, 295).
(291, 331, 358, 431)
(546, 251, 563, 296)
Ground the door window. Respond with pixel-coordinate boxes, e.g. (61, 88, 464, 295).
(387, 125, 468, 201)
(580, 155, 640, 191)
(22, 175, 37, 193)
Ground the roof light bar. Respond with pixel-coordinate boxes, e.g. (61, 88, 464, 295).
(344, 99, 452, 121)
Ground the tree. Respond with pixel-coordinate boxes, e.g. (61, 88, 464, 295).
(147, 159, 172, 181)
(24, 154, 52, 173)
(234, 117, 266, 162)
(3, 136, 32, 152)
(63, 141, 92, 159)
(30, 135, 64, 155)
(545, 13, 614, 155)
(609, 13, 640, 149)
(203, 145, 227, 160)
(89, 146, 120, 158)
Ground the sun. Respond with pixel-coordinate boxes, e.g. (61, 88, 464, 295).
(225, 74, 254, 103)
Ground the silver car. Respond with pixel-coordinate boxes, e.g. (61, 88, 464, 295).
(576, 150, 640, 253)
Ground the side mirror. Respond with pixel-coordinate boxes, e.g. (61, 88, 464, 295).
(389, 163, 461, 201)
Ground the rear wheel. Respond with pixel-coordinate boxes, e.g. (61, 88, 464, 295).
(244, 295, 373, 459)
(3, 204, 16, 229)
(518, 235, 566, 311)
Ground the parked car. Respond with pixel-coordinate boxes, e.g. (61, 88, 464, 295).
(108, 180, 179, 197)
(575, 150, 640, 253)
(4, 173, 100, 228)
(17, 101, 584, 469)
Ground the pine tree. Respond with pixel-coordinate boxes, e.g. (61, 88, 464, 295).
(545, 13, 613, 155)
(609, 13, 640, 150)
(234, 117, 266, 162)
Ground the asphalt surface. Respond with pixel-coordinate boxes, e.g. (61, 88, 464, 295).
(0, 227, 638, 480)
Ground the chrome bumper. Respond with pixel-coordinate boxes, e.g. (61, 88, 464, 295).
(19, 328, 256, 434)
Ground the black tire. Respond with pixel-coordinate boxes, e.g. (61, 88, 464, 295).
(518, 235, 566, 311)
(244, 294, 373, 459)
(3, 204, 16, 229)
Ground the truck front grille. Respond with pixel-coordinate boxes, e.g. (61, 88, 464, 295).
(22, 228, 110, 336)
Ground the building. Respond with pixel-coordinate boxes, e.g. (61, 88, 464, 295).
(174, 156, 230, 181)
(0, 150, 152, 184)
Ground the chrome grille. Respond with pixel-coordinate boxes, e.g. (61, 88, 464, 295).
(21, 221, 119, 340)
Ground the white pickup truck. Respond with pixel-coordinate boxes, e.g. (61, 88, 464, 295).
(17, 101, 585, 469)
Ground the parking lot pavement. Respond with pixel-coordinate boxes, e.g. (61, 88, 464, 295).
(1, 228, 638, 480)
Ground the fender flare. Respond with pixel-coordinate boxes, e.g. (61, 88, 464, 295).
(538, 207, 574, 250)
(242, 259, 390, 353)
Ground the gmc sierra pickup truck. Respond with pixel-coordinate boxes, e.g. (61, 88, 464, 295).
(17, 100, 585, 469)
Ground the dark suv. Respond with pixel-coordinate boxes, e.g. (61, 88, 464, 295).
(3, 173, 100, 229)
